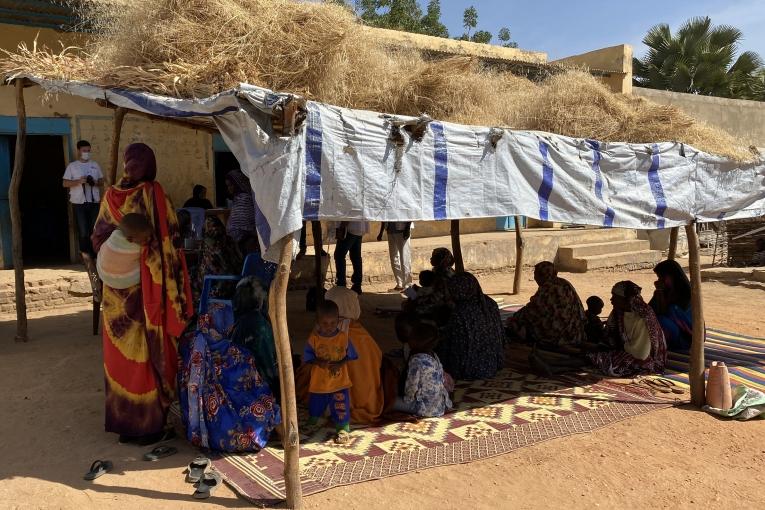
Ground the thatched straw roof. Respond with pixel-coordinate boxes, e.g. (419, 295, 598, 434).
(0, 0, 758, 161)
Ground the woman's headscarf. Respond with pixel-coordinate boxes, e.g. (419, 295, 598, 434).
(534, 261, 557, 286)
(226, 170, 251, 196)
(607, 280, 667, 368)
(194, 216, 242, 303)
(431, 248, 455, 271)
(325, 286, 361, 320)
(192, 184, 206, 199)
(653, 260, 691, 308)
(121, 143, 157, 188)
(612, 280, 642, 300)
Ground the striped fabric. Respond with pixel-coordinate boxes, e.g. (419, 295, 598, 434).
(663, 329, 765, 393)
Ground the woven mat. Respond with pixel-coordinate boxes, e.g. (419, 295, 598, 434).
(662, 329, 765, 392)
(212, 364, 672, 504)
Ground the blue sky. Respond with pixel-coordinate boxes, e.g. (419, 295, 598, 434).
(435, 0, 765, 60)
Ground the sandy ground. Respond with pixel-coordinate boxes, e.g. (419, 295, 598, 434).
(1, 260, 764, 510)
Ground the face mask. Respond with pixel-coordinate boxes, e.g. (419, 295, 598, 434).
(81, 152, 91, 161)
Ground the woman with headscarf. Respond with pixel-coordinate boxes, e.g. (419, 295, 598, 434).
(325, 286, 385, 424)
(230, 276, 279, 397)
(91, 143, 193, 445)
(436, 272, 505, 381)
(192, 216, 243, 305)
(649, 259, 692, 352)
(507, 261, 587, 350)
(588, 281, 667, 377)
(225, 169, 257, 243)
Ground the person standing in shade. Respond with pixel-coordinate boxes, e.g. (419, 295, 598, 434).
(334, 221, 368, 294)
(377, 221, 413, 291)
(63, 140, 103, 261)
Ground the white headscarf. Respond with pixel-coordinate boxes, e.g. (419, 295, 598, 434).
(325, 286, 361, 320)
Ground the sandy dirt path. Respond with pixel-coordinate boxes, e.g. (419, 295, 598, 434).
(1, 263, 763, 509)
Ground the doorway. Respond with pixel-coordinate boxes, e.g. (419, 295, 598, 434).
(7, 135, 71, 266)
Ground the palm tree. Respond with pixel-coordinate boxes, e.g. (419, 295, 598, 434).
(633, 16, 764, 100)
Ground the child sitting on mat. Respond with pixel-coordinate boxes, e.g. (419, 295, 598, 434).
(585, 295, 605, 345)
(96, 213, 153, 289)
(304, 300, 358, 444)
(394, 321, 452, 418)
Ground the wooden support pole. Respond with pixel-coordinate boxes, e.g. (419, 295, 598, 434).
(513, 216, 524, 295)
(450, 219, 465, 273)
(686, 222, 706, 407)
(108, 107, 127, 186)
(268, 237, 302, 509)
(9, 79, 28, 342)
(311, 221, 324, 295)
(668, 227, 679, 261)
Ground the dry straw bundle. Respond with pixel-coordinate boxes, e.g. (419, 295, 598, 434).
(0, 0, 757, 160)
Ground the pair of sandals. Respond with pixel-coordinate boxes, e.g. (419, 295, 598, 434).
(637, 377, 685, 395)
(83, 444, 178, 481)
(187, 455, 221, 500)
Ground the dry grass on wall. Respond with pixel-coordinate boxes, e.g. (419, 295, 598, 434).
(0, 0, 757, 161)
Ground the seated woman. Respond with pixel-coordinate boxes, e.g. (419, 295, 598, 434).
(507, 261, 587, 350)
(530, 281, 667, 378)
(403, 248, 456, 324)
(183, 184, 214, 210)
(178, 301, 281, 452)
(649, 260, 692, 352)
(193, 216, 243, 305)
(436, 272, 504, 381)
(231, 276, 279, 398)
(325, 286, 385, 424)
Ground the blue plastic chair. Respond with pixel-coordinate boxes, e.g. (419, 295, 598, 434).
(198, 275, 241, 316)
(198, 253, 277, 315)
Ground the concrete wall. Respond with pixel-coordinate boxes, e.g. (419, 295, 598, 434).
(552, 44, 633, 94)
(633, 87, 765, 147)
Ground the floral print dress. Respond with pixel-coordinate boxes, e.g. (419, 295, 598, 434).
(403, 353, 452, 417)
(178, 302, 281, 452)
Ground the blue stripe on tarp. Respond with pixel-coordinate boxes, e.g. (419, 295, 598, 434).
(537, 140, 554, 221)
(587, 140, 615, 227)
(647, 143, 667, 229)
(110, 89, 239, 118)
(303, 105, 323, 221)
(432, 122, 448, 220)
(253, 197, 272, 250)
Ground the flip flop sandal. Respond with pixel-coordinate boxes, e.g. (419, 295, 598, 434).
(652, 378, 685, 394)
(334, 430, 351, 445)
(84, 459, 113, 481)
(143, 445, 178, 462)
(193, 472, 222, 499)
(640, 379, 673, 394)
(186, 456, 211, 483)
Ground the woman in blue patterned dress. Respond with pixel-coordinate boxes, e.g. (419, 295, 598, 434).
(178, 301, 281, 452)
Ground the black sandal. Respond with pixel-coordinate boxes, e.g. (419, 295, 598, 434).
(193, 471, 222, 499)
(143, 445, 178, 461)
(84, 459, 113, 481)
(186, 455, 211, 483)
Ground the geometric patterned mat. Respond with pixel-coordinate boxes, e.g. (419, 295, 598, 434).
(212, 365, 673, 505)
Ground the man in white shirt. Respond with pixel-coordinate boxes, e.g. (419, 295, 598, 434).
(63, 140, 104, 258)
(377, 222, 413, 291)
(333, 221, 369, 294)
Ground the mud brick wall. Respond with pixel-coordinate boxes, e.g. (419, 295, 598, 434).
(0, 276, 93, 314)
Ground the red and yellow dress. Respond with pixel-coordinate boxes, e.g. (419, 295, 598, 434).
(92, 176, 192, 437)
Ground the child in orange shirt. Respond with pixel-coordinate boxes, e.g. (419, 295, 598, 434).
(304, 300, 358, 444)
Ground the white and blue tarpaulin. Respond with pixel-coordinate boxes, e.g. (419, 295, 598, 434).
(25, 76, 765, 260)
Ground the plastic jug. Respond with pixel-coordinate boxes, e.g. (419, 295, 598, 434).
(706, 361, 733, 410)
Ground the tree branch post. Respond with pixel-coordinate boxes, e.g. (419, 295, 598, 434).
(513, 216, 524, 294)
(9, 79, 28, 342)
(450, 219, 465, 273)
(668, 227, 679, 260)
(267, 237, 302, 508)
(108, 108, 127, 185)
(686, 222, 706, 407)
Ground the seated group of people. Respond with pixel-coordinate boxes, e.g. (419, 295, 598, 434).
(508, 259, 693, 378)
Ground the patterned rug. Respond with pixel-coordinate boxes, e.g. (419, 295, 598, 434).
(212, 365, 673, 505)
(662, 329, 765, 393)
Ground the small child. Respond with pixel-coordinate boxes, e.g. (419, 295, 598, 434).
(304, 300, 358, 443)
(394, 321, 452, 418)
(96, 213, 153, 289)
(585, 295, 605, 344)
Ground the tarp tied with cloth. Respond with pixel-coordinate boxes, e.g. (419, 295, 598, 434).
(25, 77, 765, 261)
